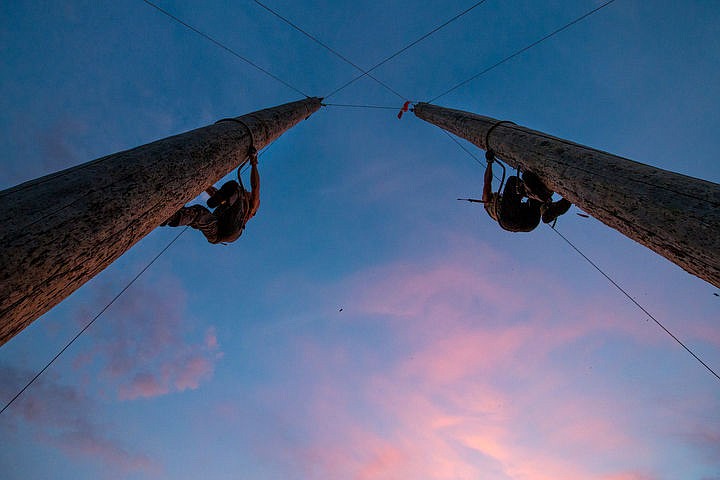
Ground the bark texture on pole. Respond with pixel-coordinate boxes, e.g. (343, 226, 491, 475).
(414, 102, 720, 288)
(0, 97, 322, 346)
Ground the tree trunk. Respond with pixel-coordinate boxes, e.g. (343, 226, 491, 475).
(0, 97, 322, 346)
(413, 102, 720, 288)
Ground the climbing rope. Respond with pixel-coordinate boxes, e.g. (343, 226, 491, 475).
(141, 0, 310, 98)
(253, 0, 407, 102)
(428, 0, 618, 102)
(324, 0, 490, 100)
(322, 103, 399, 110)
(152, 0, 711, 212)
(147, 0, 718, 386)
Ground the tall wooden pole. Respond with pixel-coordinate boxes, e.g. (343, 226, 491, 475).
(0, 97, 322, 346)
(414, 102, 720, 288)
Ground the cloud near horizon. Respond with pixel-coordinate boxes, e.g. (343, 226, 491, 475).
(0, 364, 160, 476)
(1, 273, 221, 476)
(229, 240, 718, 480)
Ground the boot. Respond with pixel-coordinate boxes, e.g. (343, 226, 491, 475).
(162, 206, 199, 227)
(541, 198, 572, 224)
(522, 171, 553, 203)
(161, 210, 183, 227)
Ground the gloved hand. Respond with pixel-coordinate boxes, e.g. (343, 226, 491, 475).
(485, 149, 495, 164)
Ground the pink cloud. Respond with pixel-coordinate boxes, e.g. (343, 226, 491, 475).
(332, 252, 656, 477)
(116, 352, 215, 400)
(600, 474, 658, 480)
(226, 239, 718, 479)
(205, 326, 219, 350)
(118, 371, 170, 400)
(173, 355, 213, 391)
(73, 275, 222, 400)
(355, 445, 406, 480)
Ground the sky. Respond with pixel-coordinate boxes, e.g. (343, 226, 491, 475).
(1, 0, 719, 479)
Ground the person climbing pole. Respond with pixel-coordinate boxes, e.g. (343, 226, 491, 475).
(162, 147, 260, 243)
(481, 150, 571, 232)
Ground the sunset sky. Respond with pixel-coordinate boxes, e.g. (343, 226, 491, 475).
(1, 1, 719, 479)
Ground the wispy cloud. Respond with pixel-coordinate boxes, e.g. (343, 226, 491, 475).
(74, 275, 221, 401)
(1, 274, 221, 474)
(0, 365, 160, 475)
(46, 429, 159, 475)
(217, 239, 717, 479)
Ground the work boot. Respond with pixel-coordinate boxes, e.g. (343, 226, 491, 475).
(161, 210, 183, 227)
(522, 171, 553, 203)
(541, 198, 572, 224)
(162, 206, 198, 227)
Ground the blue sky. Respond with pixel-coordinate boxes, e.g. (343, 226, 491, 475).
(1, 1, 719, 479)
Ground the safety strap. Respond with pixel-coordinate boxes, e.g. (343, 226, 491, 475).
(215, 117, 255, 143)
(215, 117, 259, 180)
(484, 120, 516, 153)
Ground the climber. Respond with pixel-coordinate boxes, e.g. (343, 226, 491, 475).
(163, 147, 260, 243)
(481, 150, 571, 232)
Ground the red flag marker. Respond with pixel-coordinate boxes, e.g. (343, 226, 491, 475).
(397, 101, 410, 119)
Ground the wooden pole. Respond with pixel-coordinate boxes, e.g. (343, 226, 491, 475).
(0, 97, 322, 346)
(413, 102, 720, 288)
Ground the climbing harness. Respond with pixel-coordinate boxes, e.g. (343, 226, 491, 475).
(484, 119, 516, 153)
